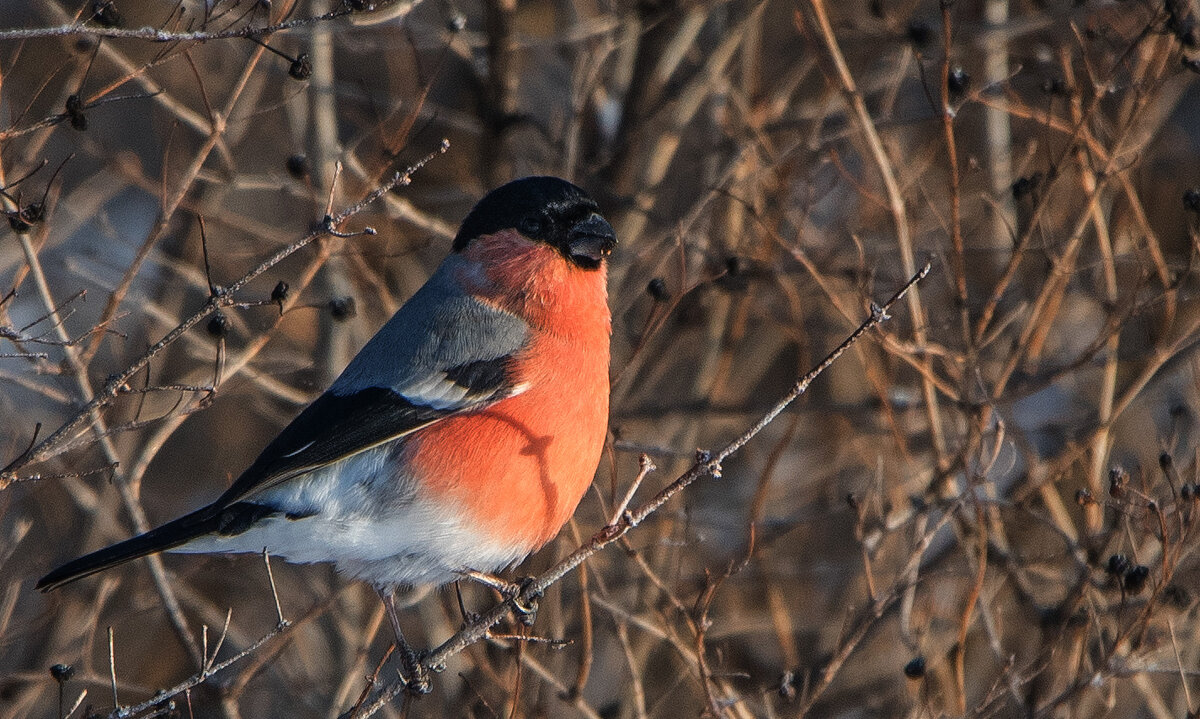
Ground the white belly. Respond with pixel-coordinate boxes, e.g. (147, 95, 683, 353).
(170, 444, 530, 587)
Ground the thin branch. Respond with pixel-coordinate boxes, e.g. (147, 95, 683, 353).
(0, 9, 357, 43)
(106, 623, 290, 719)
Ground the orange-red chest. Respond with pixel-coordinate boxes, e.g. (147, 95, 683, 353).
(404, 235, 611, 552)
(404, 335, 608, 550)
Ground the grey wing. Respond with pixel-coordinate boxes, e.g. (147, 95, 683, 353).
(215, 257, 529, 507)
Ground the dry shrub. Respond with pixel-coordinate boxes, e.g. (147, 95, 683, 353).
(2, 0, 1200, 717)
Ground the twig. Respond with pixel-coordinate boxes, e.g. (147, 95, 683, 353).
(262, 549, 287, 629)
(106, 623, 290, 719)
(201, 609, 233, 676)
(108, 627, 118, 709)
(0, 10, 356, 43)
(608, 454, 655, 526)
(1168, 619, 1193, 710)
(66, 689, 87, 719)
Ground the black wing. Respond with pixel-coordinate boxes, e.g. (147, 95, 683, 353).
(214, 354, 522, 508)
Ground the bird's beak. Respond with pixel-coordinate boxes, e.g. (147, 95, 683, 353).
(567, 213, 617, 265)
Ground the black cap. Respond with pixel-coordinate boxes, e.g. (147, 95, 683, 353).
(453, 176, 616, 269)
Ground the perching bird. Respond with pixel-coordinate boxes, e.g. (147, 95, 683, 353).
(38, 176, 616, 690)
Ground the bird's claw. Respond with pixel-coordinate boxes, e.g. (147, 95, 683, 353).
(458, 570, 540, 623)
(508, 577, 541, 626)
(404, 671, 432, 696)
(401, 650, 432, 696)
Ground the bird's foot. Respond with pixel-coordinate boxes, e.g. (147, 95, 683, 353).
(508, 576, 541, 626)
(399, 648, 432, 696)
(457, 570, 541, 625)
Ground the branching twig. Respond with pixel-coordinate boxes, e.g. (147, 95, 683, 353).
(105, 623, 290, 719)
(0, 9, 359, 43)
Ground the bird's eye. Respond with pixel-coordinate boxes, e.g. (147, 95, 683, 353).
(519, 216, 544, 236)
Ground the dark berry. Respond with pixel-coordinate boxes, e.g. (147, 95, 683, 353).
(903, 656, 926, 678)
(206, 312, 230, 337)
(1123, 565, 1150, 594)
(329, 296, 356, 321)
(1184, 188, 1200, 214)
(285, 154, 308, 180)
(92, 0, 121, 27)
(289, 54, 312, 81)
(65, 95, 87, 131)
(49, 664, 74, 683)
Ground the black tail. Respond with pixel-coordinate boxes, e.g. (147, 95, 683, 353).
(36, 502, 274, 591)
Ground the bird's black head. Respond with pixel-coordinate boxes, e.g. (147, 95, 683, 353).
(453, 176, 617, 270)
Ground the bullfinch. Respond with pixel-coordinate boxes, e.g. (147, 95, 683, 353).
(37, 176, 617, 690)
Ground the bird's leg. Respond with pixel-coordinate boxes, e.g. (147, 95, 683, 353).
(457, 570, 541, 625)
(377, 587, 431, 696)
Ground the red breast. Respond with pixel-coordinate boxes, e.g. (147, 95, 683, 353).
(403, 230, 611, 551)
